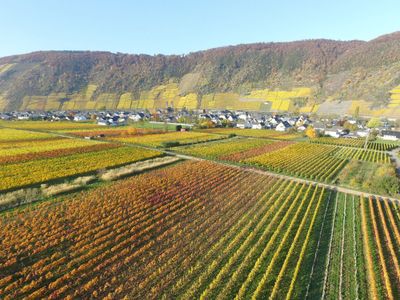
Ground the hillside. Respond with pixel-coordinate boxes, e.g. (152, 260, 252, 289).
(1, 32, 400, 116)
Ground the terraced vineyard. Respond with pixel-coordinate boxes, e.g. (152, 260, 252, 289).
(1, 160, 399, 299)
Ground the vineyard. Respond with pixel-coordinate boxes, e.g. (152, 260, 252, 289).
(67, 127, 163, 137)
(1, 160, 399, 299)
(309, 137, 399, 151)
(0, 128, 56, 141)
(0, 137, 102, 157)
(177, 137, 390, 174)
(245, 143, 348, 182)
(176, 138, 274, 159)
(333, 147, 391, 164)
(205, 128, 301, 140)
(109, 131, 225, 147)
(220, 140, 294, 161)
(0, 120, 102, 131)
(0, 145, 161, 191)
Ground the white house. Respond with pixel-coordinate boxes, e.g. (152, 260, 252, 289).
(297, 125, 307, 132)
(276, 121, 291, 132)
(238, 113, 248, 121)
(324, 128, 340, 138)
(268, 117, 279, 127)
(17, 114, 30, 120)
(251, 123, 263, 129)
(97, 119, 108, 126)
(129, 113, 143, 122)
(74, 115, 87, 122)
(380, 130, 400, 141)
(356, 130, 369, 138)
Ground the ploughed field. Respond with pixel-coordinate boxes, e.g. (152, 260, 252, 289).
(1, 160, 399, 299)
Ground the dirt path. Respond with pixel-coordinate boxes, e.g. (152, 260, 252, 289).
(389, 148, 400, 175)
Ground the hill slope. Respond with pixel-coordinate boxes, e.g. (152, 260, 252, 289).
(1, 32, 400, 116)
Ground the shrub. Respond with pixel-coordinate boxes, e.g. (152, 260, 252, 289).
(371, 175, 399, 197)
(162, 141, 181, 148)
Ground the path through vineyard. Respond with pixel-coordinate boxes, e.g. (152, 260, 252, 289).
(389, 148, 400, 175)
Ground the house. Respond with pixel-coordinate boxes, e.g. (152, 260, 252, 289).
(251, 123, 263, 129)
(297, 125, 307, 132)
(324, 127, 341, 138)
(276, 121, 292, 132)
(243, 121, 253, 129)
(97, 119, 108, 126)
(17, 114, 30, 120)
(268, 117, 279, 127)
(380, 130, 400, 141)
(74, 115, 87, 122)
(129, 113, 144, 122)
(227, 115, 236, 122)
(356, 130, 369, 138)
(238, 113, 249, 121)
(344, 132, 359, 139)
(324, 126, 348, 138)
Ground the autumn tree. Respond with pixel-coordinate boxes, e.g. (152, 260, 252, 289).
(365, 117, 382, 148)
(367, 117, 382, 129)
(343, 121, 358, 132)
(126, 127, 137, 136)
(305, 126, 317, 139)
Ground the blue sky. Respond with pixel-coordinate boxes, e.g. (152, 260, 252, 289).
(1, 0, 399, 57)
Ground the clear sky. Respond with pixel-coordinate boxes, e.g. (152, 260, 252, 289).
(1, 0, 400, 57)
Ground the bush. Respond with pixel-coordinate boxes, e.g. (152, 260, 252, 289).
(371, 175, 399, 197)
(228, 133, 237, 138)
(161, 141, 180, 148)
(0, 188, 41, 211)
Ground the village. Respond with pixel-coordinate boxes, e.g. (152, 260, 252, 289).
(1, 108, 400, 141)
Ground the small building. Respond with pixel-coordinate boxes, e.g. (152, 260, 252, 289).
(324, 126, 348, 138)
(276, 121, 291, 132)
(297, 125, 307, 132)
(380, 130, 400, 141)
(74, 115, 87, 122)
(129, 113, 144, 122)
(251, 123, 263, 129)
(356, 130, 369, 138)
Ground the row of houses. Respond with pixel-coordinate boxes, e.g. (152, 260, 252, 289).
(198, 111, 311, 131)
(0, 110, 152, 125)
